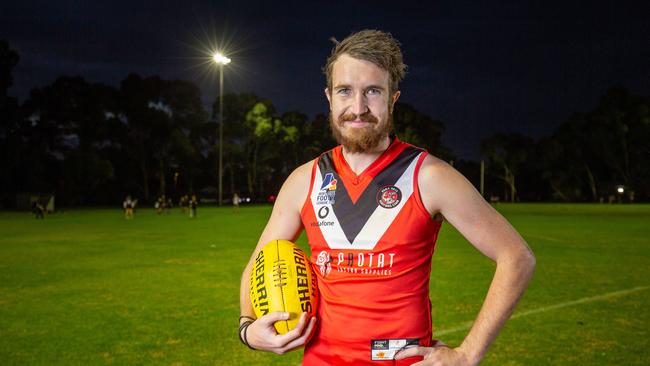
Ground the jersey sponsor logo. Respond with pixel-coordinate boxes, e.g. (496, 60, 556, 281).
(318, 206, 329, 218)
(310, 220, 335, 227)
(315, 250, 395, 277)
(310, 207, 335, 227)
(316, 173, 337, 205)
(319, 173, 337, 191)
(316, 250, 332, 277)
(377, 186, 402, 209)
(333, 251, 395, 276)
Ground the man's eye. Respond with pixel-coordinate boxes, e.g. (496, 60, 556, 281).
(366, 88, 381, 95)
(337, 88, 350, 95)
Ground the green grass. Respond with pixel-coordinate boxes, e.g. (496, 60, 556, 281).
(0, 204, 649, 365)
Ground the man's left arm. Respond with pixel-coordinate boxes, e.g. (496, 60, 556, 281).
(397, 156, 536, 366)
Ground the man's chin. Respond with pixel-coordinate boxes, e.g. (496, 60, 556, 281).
(339, 133, 386, 153)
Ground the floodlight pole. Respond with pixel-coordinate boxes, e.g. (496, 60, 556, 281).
(213, 52, 230, 206)
(218, 63, 224, 206)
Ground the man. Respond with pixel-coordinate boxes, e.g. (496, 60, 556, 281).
(32, 199, 45, 219)
(189, 194, 198, 218)
(233, 192, 240, 211)
(239, 30, 535, 365)
(123, 195, 136, 219)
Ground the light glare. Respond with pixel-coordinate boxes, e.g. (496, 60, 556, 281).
(213, 52, 231, 65)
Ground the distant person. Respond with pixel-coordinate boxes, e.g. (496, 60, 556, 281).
(490, 195, 500, 205)
(189, 194, 198, 218)
(233, 192, 240, 211)
(156, 195, 166, 215)
(180, 195, 189, 214)
(166, 197, 173, 214)
(31, 200, 45, 219)
(123, 195, 136, 219)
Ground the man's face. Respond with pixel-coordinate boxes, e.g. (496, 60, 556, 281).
(326, 54, 400, 153)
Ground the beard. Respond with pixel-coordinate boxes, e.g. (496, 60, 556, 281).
(329, 110, 393, 153)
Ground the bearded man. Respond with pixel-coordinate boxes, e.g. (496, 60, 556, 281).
(238, 29, 535, 366)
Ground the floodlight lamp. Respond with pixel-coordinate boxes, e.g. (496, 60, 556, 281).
(213, 52, 231, 65)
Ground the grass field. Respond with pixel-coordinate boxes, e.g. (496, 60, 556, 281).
(0, 204, 649, 365)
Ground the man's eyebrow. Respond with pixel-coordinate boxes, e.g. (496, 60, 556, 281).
(332, 84, 386, 90)
(365, 85, 386, 91)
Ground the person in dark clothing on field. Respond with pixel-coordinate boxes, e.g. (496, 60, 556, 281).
(32, 200, 45, 219)
(189, 194, 198, 218)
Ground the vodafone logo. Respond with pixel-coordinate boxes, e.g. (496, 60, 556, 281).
(318, 206, 329, 219)
(377, 186, 402, 209)
(311, 206, 334, 227)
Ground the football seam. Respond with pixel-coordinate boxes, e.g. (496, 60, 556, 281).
(276, 240, 288, 333)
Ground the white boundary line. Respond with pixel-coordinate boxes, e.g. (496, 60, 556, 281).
(434, 286, 650, 337)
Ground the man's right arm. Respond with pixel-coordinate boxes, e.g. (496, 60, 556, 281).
(238, 161, 317, 354)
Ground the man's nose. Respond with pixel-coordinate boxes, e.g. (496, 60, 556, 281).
(350, 92, 369, 116)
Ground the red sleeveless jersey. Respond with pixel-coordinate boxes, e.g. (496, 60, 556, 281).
(300, 138, 442, 365)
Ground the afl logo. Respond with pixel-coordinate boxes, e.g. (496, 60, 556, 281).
(377, 186, 402, 209)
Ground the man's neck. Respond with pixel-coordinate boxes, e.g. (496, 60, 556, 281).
(341, 136, 392, 175)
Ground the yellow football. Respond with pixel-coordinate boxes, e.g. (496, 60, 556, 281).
(249, 240, 319, 334)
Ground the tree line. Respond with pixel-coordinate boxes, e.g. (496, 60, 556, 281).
(0, 40, 648, 207)
(479, 87, 649, 203)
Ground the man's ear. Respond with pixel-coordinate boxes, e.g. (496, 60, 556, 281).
(325, 88, 332, 105)
(390, 90, 401, 112)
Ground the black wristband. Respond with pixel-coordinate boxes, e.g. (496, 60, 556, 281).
(238, 321, 250, 345)
(239, 315, 256, 324)
(242, 321, 256, 350)
(238, 320, 256, 350)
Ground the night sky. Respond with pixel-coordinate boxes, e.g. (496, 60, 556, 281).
(1, 0, 648, 159)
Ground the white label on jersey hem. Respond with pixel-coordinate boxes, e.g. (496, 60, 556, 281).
(370, 338, 419, 361)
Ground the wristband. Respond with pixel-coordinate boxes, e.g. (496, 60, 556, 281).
(239, 315, 256, 324)
(238, 320, 256, 350)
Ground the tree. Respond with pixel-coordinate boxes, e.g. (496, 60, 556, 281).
(243, 102, 297, 198)
(281, 111, 309, 166)
(210, 93, 268, 199)
(481, 133, 535, 202)
(393, 102, 454, 161)
(120, 74, 164, 201)
(0, 39, 19, 100)
(300, 113, 337, 162)
(160, 79, 208, 198)
(0, 40, 21, 206)
(18, 77, 120, 204)
(538, 112, 607, 202)
(539, 87, 650, 201)
(590, 88, 649, 198)
(120, 74, 207, 202)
